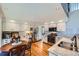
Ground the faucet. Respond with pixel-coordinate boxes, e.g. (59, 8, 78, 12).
(71, 35, 78, 52)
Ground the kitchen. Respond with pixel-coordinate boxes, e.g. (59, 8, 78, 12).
(0, 3, 79, 56)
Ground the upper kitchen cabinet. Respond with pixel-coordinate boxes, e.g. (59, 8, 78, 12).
(2, 21, 30, 32)
(49, 23, 56, 28)
(2, 22, 20, 31)
(57, 22, 66, 31)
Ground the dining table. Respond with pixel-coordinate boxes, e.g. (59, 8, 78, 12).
(0, 38, 29, 52)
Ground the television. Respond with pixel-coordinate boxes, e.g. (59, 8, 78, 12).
(49, 27, 57, 32)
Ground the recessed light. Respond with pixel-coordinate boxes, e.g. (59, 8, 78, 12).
(44, 22, 48, 24)
(10, 20, 15, 22)
(50, 21, 54, 23)
(25, 23, 28, 24)
(58, 20, 63, 22)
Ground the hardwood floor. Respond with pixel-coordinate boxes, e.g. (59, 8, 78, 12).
(0, 41, 51, 56)
(30, 41, 51, 56)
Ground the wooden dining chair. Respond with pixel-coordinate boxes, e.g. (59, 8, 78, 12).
(9, 44, 27, 56)
(25, 41, 32, 56)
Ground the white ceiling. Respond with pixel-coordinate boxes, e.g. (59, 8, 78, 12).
(1, 3, 66, 26)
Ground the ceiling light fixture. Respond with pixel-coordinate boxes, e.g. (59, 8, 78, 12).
(58, 20, 63, 22)
(10, 20, 15, 23)
(50, 21, 54, 23)
(25, 22, 28, 25)
(44, 22, 48, 24)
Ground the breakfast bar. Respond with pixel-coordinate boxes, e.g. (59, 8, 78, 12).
(48, 37, 79, 56)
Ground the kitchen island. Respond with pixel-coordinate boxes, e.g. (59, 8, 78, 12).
(48, 37, 79, 56)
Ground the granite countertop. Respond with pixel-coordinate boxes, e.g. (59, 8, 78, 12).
(48, 37, 79, 56)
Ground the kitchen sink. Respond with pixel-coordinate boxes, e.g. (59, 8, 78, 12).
(58, 41, 73, 51)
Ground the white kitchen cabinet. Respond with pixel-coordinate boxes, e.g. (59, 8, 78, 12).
(57, 22, 66, 31)
(2, 22, 30, 32)
(3, 22, 20, 31)
(49, 23, 56, 28)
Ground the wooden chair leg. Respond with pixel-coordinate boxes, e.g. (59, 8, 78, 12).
(30, 49, 31, 56)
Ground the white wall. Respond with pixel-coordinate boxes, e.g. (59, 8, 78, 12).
(43, 10, 79, 37)
(64, 10, 79, 36)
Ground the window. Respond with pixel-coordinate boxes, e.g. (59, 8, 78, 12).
(69, 3, 79, 12)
